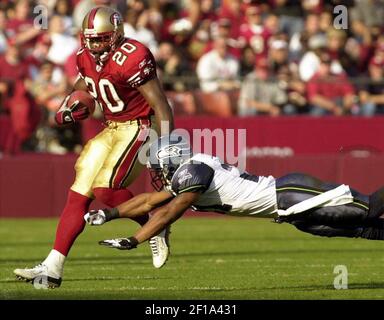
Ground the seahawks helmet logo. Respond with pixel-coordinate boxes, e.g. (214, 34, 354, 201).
(157, 146, 181, 160)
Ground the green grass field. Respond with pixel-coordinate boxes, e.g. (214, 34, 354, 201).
(1, 216, 384, 300)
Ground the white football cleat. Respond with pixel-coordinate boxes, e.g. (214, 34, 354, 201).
(149, 226, 171, 269)
(14, 263, 62, 289)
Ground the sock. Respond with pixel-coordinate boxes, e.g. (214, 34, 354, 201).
(93, 187, 149, 226)
(42, 249, 66, 278)
(53, 190, 92, 257)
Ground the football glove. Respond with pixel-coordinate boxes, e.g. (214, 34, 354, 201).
(55, 95, 90, 125)
(98, 237, 139, 250)
(84, 209, 107, 226)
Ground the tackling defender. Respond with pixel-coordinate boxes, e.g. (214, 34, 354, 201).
(85, 134, 384, 252)
(14, 7, 173, 288)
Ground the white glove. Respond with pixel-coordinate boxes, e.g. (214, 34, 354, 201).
(84, 209, 107, 226)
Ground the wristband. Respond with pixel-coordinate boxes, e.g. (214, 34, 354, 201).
(104, 207, 120, 222)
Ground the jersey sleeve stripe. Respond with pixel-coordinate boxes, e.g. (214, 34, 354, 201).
(178, 185, 207, 194)
(127, 71, 140, 82)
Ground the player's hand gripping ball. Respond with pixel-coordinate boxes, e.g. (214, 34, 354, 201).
(67, 90, 96, 120)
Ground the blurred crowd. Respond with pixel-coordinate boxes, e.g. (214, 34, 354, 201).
(0, 0, 384, 154)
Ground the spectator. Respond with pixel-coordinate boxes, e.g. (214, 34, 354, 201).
(46, 15, 79, 66)
(29, 60, 68, 122)
(319, 10, 333, 33)
(306, 53, 357, 116)
(0, 10, 7, 54)
(186, 0, 217, 63)
(207, 18, 242, 59)
(156, 41, 190, 91)
(239, 5, 272, 61)
(350, 0, 384, 29)
(6, 0, 42, 51)
(239, 45, 256, 77)
(289, 13, 322, 61)
(298, 36, 342, 81)
(53, 0, 76, 35)
(358, 55, 384, 116)
(268, 38, 289, 74)
(196, 36, 240, 93)
(348, 18, 374, 73)
(301, 0, 324, 15)
(325, 28, 356, 76)
(217, 0, 245, 41)
(124, 7, 158, 55)
(277, 64, 309, 114)
(271, 0, 303, 37)
(238, 58, 288, 117)
(0, 39, 41, 147)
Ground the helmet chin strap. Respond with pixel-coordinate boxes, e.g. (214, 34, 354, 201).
(99, 51, 110, 62)
(89, 50, 110, 66)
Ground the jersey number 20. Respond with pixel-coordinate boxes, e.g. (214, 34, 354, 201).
(85, 77, 124, 113)
(84, 43, 137, 113)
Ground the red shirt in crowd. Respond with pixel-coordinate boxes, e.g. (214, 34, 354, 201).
(307, 72, 355, 101)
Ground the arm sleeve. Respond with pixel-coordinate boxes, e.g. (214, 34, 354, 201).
(76, 49, 85, 79)
(171, 163, 214, 194)
(123, 43, 157, 88)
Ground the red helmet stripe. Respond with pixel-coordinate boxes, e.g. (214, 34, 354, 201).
(88, 7, 100, 29)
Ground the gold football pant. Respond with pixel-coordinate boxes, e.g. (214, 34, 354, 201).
(71, 118, 154, 198)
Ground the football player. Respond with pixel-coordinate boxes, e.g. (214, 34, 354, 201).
(14, 7, 174, 288)
(85, 133, 384, 253)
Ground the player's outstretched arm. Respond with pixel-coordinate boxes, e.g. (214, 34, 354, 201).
(117, 190, 174, 218)
(98, 192, 199, 250)
(133, 192, 200, 244)
(84, 190, 173, 225)
(137, 77, 174, 134)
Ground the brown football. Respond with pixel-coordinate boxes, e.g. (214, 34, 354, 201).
(67, 90, 96, 115)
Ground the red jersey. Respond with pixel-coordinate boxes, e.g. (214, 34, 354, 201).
(76, 38, 156, 122)
(239, 24, 272, 60)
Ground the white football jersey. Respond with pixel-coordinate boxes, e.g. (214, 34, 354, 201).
(167, 153, 278, 217)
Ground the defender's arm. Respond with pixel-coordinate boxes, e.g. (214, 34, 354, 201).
(84, 190, 174, 225)
(133, 192, 200, 243)
(117, 190, 174, 218)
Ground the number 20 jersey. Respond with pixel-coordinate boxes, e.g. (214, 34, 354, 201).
(76, 38, 156, 122)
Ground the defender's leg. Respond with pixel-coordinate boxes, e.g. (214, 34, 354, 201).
(274, 173, 384, 240)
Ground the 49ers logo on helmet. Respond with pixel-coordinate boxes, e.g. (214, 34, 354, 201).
(110, 12, 122, 27)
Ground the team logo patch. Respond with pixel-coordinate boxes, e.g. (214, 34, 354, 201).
(110, 12, 122, 26)
(139, 59, 147, 69)
(177, 169, 192, 184)
(157, 146, 182, 160)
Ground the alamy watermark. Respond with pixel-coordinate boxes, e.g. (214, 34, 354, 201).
(333, 5, 348, 30)
(333, 265, 348, 289)
(33, 5, 48, 30)
(33, 275, 49, 290)
(137, 121, 247, 171)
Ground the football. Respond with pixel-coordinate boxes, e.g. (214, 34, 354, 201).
(67, 90, 96, 115)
